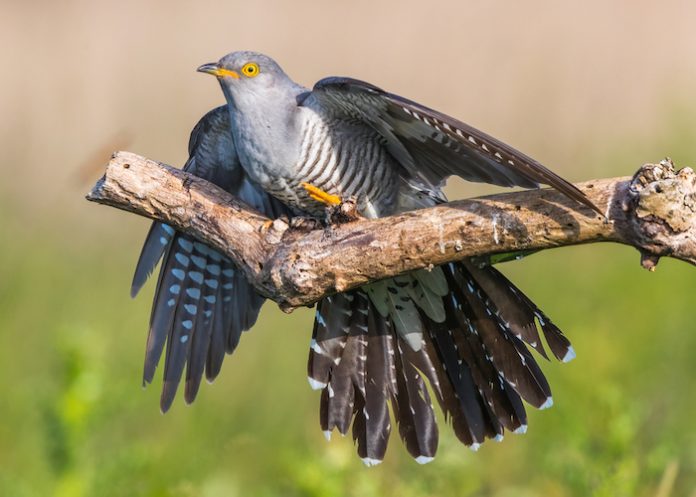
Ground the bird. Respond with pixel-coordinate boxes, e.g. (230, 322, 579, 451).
(131, 51, 601, 466)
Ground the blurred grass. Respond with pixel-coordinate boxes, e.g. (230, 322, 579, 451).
(1, 161, 696, 496)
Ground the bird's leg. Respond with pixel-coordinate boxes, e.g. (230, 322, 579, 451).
(301, 182, 342, 206)
(301, 182, 362, 224)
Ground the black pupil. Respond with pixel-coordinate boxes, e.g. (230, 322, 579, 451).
(247, 66, 254, 73)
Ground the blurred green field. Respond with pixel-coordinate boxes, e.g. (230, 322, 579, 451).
(1, 160, 696, 496)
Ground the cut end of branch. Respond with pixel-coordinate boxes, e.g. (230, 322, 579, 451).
(85, 151, 145, 206)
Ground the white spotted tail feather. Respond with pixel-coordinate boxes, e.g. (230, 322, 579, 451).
(307, 261, 575, 463)
(309, 291, 438, 464)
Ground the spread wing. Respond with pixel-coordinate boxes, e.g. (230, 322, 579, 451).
(309, 77, 600, 214)
(131, 106, 290, 412)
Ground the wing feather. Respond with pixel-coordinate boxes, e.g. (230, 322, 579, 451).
(310, 77, 601, 215)
(132, 106, 291, 409)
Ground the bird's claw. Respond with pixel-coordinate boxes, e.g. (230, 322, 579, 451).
(328, 197, 361, 224)
(300, 182, 362, 224)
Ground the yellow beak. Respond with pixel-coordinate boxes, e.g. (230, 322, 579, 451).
(197, 63, 240, 79)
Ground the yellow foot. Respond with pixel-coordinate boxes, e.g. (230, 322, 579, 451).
(301, 182, 342, 206)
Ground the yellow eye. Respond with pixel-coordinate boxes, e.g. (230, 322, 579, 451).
(241, 62, 260, 78)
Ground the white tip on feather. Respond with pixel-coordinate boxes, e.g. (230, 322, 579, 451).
(415, 455, 434, 464)
(403, 332, 423, 351)
(310, 339, 322, 355)
(514, 424, 528, 434)
(323, 430, 332, 441)
(494, 434, 504, 442)
(307, 377, 327, 390)
(469, 443, 480, 452)
(562, 346, 576, 363)
(539, 397, 554, 410)
(361, 457, 383, 467)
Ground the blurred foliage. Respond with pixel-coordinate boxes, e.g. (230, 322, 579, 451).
(2, 95, 696, 497)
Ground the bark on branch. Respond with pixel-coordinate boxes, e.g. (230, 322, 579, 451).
(86, 151, 696, 310)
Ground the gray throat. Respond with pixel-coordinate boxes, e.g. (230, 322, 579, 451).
(224, 85, 305, 189)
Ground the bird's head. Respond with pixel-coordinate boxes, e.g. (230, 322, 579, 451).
(197, 51, 293, 107)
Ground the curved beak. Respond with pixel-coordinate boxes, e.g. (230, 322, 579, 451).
(197, 63, 240, 79)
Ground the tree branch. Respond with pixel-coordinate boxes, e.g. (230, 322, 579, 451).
(86, 151, 696, 310)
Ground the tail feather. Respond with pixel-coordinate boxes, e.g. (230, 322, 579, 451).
(159, 237, 198, 412)
(442, 305, 504, 441)
(426, 316, 487, 445)
(353, 304, 396, 465)
(392, 339, 439, 462)
(420, 338, 476, 447)
(307, 294, 352, 390)
(384, 278, 424, 351)
(466, 262, 549, 359)
(184, 243, 217, 403)
(131, 222, 174, 298)
(468, 262, 574, 363)
(538, 317, 575, 363)
(308, 260, 573, 463)
(364, 280, 390, 317)
(449, 265, 553, 409)
(406, 276, 446, 323)
(221, 259, 242, 353)
(205, 278, 228, 382)
(184, 300, 212, 402)
(143, 238, 180, 385)
(326, 293, 368, 435)
(520, 293, 575, 363)
(450, 305, 527, 434)
(413, 266, 449, 296)
(160, 292, 197, 412)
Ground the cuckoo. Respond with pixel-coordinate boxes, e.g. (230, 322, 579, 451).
(132, 51, 601, 466)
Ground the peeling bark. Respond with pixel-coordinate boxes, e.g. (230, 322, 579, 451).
(87, 152, 696, 310)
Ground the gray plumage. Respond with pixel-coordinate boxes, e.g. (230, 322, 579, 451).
(132, 52, 593, 464)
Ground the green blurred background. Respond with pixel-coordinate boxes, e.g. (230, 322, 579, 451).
(1, 1, 696, 496)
